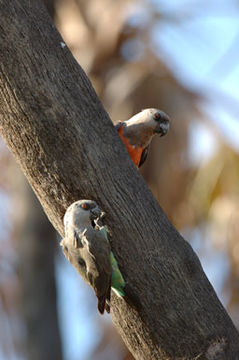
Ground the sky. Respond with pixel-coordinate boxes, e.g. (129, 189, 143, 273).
(154, 1, 239, 153)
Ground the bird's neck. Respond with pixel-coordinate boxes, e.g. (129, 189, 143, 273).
(123, 123, 154, 147)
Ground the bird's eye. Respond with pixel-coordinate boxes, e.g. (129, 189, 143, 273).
(81, 203, 90, 210)
(153, 112, 161, 121)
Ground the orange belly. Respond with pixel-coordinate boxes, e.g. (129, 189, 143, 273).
(118, 125, 143, 167)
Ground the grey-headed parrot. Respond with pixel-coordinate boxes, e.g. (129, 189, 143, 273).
(61, 200, 125, 314)
(116, 108, 170, 167)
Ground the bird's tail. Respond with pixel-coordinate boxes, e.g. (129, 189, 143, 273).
(97, 279, 111, 314)
(97, 297, 106, 314)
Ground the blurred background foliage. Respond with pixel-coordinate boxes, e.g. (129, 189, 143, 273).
(0, 0, 239, 359)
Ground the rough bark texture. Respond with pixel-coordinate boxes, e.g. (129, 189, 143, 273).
(0, 1, 239, 359)
(42, 0, 56, 18)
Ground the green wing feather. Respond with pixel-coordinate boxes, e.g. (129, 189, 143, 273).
(98, 227, 125, 297)
(110, 252, 125, 297)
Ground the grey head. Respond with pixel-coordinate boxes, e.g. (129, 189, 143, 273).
(64, 200, 102, 232)
(141, 108, 170, 137)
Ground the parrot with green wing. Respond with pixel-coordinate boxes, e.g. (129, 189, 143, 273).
(61, 200, 125, 314)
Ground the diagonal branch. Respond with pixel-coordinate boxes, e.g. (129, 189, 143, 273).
(0, 1, 238, 359)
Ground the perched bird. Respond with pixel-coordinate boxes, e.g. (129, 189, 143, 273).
(116, 108, 170, 167)
(61, 200, 125, 314)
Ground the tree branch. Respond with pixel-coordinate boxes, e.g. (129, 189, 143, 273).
(16, 172, 62, 360)
(0, 1, 238, 359)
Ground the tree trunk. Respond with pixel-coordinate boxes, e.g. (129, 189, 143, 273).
(0, 1, 238, 359)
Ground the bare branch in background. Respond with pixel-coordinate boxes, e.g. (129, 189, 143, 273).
(14, 169, 63, 360)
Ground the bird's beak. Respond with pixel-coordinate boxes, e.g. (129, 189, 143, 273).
(99, 211, 106, 220)
(89, 207, 101, 221)
(154, 120, 170, 137)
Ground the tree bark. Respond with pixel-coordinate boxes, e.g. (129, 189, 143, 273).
(0, 1, 238, 359)
(41, 0, 56, 18)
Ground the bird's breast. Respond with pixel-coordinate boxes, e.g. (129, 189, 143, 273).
(118, 125, 143, 167)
